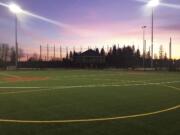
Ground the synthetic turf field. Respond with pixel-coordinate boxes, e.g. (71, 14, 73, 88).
(0, 70, 180, 135)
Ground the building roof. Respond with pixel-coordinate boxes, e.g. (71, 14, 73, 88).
(81, 49, 101, 56)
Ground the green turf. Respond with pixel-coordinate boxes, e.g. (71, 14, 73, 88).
(0, 70, 180, 135)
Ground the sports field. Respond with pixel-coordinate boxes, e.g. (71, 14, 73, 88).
(0, 70, 180, 135)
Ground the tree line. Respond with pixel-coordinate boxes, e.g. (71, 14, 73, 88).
(0, 43, 180, 70)
(0, 43, 24, 68)
(17, 44, 180, 71)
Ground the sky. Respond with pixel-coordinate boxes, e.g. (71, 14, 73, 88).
(0, 0, 180, 58)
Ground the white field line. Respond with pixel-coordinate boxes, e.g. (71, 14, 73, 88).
(165, 85, 180, 92)
(0, 72, 20, 78)
(51, 78, 145, 83)
(51, 76, 178, 83)
(0, 80, 180, 89)
(89, 79, 145, 83)
(0, 87, 42, 89)
(51, 73, 125, 80)
(0, 81, 180, 95)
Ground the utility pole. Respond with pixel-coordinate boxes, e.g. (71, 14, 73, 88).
(142, 26, 147, 69)
(169, 37, 172, 60)
(60, 46, 62, 60)
(54, 45, 56, 59)
(15, 15, 18, 69)
(151, 8, 154, 68)
(40, 45, 42, 60)
(47, 44, 49, 61)
(144, 40, 146, 67)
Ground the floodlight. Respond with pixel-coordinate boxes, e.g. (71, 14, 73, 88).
(147, 0, 160, 7)
(9, 3, 22, 14)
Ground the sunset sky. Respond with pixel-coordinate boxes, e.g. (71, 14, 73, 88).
(0, 0, 180, 58)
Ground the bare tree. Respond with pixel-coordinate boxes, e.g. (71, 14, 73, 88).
(0, 43, 10, 62)
(10, 47, 16, 64)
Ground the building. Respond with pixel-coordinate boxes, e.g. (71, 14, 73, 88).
(74, 49, 105, 67)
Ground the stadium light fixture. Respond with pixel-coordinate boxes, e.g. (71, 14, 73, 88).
(147, 0, 160, 7)
(9, 3, 23, 14)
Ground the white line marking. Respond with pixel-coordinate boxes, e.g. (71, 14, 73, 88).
(0, 80, 179, 89)
(165, 85, 180, 91)
(0, 72, 20, 78)
(0, 81, 180, 95)
(0, 87, 42, 89)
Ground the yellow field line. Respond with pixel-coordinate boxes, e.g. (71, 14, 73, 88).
(0, 84, 179, 124)
(0, 104, 179, 124)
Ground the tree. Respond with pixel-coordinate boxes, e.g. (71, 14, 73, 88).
(0, 44, 10, 62)
(10, 47, 16, 64)
(28, 53, 38, 61)
(135, 49, 141, 67)
(18, 48, 25, 61)
(100, 48, 105, 56)
(95, 48, 100, 54)
(69, 51, 73, 61)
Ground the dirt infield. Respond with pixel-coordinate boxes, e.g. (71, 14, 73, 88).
(2, 76, 49, 83)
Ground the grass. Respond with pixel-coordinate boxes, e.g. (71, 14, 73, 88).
(0, 69, 180, 135)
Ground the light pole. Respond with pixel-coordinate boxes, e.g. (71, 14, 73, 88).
(15, 14, 18, 68)
(151, 8, 154, 68)
(142, 26, 147, 69)
(9, 4, 22, 69)
(147, 0, 159, 68)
